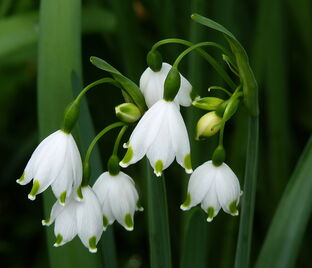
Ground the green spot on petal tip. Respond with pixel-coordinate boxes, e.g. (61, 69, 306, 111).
(17, 171, 25, 183)
(59, 191, 67, 205)
(124, 213, 134, 231)
(28, 180, 40, 200)
(121, 147, 133, 166)
(54, 234, 63, 246)
(207, 207, 214, 222)
(181, 192, 191, 209)
(88, 236, 97, 253)
(42, 218, 50, 226)
(155, 160, 163, 176)
(77, 186, 83, 200)
(103, 216, 109, 229)
(229, 200, 239, 215)
(184, 154, 192, 172)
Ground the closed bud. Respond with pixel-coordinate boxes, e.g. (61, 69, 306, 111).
(147, 50, 163, 72)
(61, 101, 80, 133)
(163, 67, 181, 102)
(195, 112, 222, 140)
(192, 97, 224, 110)
(115, 103, 141, 123)
(212, 145, 226, 166)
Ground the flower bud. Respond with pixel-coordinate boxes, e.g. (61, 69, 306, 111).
(115, 103, 141, 123)
(212, 145, 226, 166)
(108, 155, 120, 176)
(192, 97, 224, 110)
(147, 50, 163, 72)
(195, 112, 222, 140)
(61, 101, 80, 133)
(163, 67, 181, 102)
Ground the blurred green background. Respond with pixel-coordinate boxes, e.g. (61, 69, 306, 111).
(0, 0, 311, 267)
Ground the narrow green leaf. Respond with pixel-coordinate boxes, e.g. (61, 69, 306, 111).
(256, 136, 312, 268)
(191, 13, 259, 116)
(90, 56, 147, 113)
(146, 161, 172, 268)
(37, 0, 101, 266)
(234, 116, 259, 268)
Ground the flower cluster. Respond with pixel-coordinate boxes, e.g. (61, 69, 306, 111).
(18, 42, 245, 252)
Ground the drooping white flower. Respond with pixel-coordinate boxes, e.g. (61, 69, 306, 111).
(42, 186, 103, 253)
(140, 62, 193, 108)
(181, 160, 241, 222)
(17, 130, 82, 205)
(120, 99, 192, 176)
(93, 171, 143, 231)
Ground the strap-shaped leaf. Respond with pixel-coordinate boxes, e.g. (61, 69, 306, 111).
(191, 14, 259, 116)
(256, 136, 312, 268)
(90, 56, 147, 113)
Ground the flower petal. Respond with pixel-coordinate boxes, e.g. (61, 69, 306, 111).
(146, 104, 175, 176)
(53, 200, 78, 247)
(167, 102, 192, 173)
(93, 172, 116, 229)
(76, 186, 103, 252)
(201, 181, 221, 222)
(181, 161, 215, 210)
(175, 74, 192, 107)
(215, 163, 241, 215)
(120, 100, 166, 167)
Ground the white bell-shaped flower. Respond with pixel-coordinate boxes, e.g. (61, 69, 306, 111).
(120, 99, 192, 176)
(93, 171, 143, 231)
(17, 130, 82, 204)
(181, 160, 241, 222)
(140, 62, 193, 108)
(42, 186, 103, 253)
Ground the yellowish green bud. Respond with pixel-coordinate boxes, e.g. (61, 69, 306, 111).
(192, 97, 224, 110)
(115, 103, 141, 123)
(195, 112, 222, 140)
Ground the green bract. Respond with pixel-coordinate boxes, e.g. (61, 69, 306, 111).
(191, 13, 259, 116)
(192, 97, 224, 110)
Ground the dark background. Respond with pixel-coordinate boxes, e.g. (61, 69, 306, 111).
(0, 0, 311, 267)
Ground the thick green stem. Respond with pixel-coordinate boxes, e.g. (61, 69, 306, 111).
(146, 162, 172, 268)
(234, 115, 259, 268)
